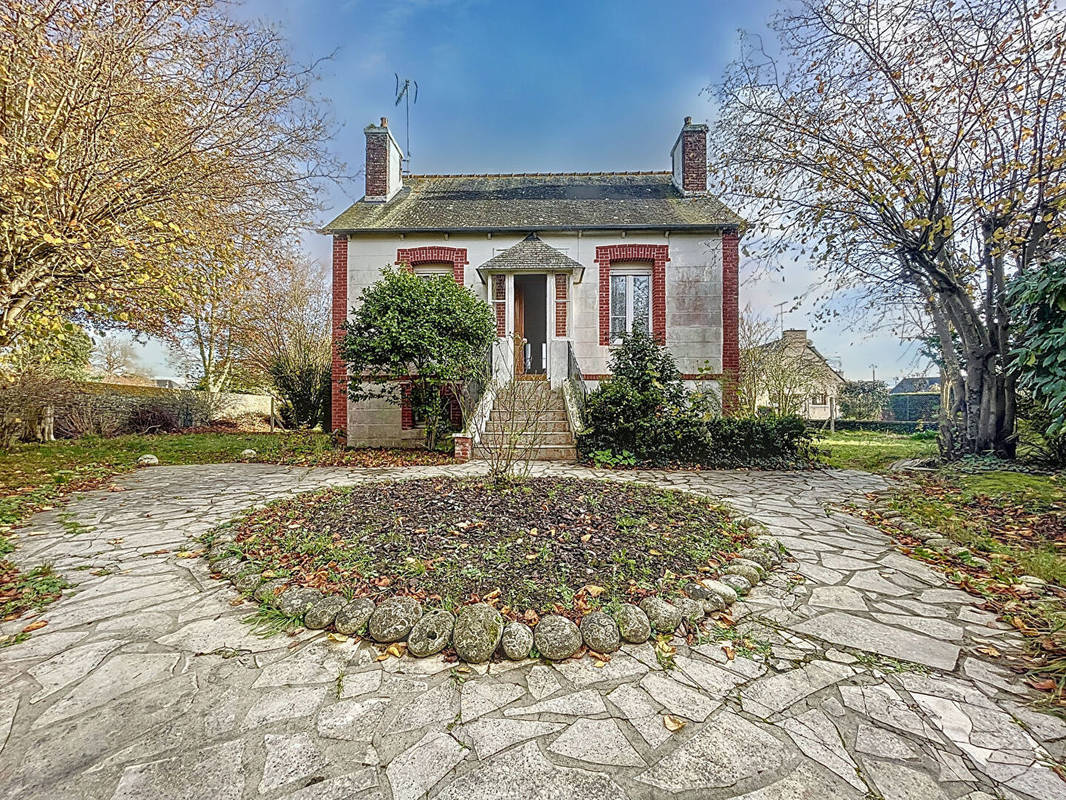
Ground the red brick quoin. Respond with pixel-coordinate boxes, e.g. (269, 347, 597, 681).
(330, 235, 349, 433)
(595, 244, 669, 346)
(396, 246, 468, 284)
(722, 231, 741, 413)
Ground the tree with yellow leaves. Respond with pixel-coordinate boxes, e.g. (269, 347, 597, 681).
(0, 0, 337, 348)
(711, 0, 1066, 458)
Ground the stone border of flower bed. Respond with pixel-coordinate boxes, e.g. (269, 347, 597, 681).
(202, 517, 787, 664)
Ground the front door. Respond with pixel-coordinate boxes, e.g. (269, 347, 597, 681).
(513, 274, 547, 379)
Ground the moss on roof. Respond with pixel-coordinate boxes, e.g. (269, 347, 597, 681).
(322, 172, 743, 233)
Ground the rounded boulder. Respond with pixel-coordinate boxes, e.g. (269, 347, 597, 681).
(673, 597, 705, 623)
(737, 548, 773, 570)
(137, 454, 159, 467)
(719, 573, 752, 595)
(254, 578, 289, 605)
(407, 610, 455, 657)
(334, 597, 376, 636)
(698, 579, 738, 606)
(723, 563, 761, 586)
(277, 586, 322, 618)
(580, 611, 621, 653)
(453, 603, 504, 663)
(613, 604, 651, 643)
(534, 615, 582, 660)
(305, 595, 346, 629)
(368, 596, 422, 642)
(639, 596, 682, 632)
(500, 622, 534, 660)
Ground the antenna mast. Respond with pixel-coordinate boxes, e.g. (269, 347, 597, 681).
(394, 74, 418, 172)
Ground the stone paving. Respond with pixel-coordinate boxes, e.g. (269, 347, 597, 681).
(0, 462, 1064, 799)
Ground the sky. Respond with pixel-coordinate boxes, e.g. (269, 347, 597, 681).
(133, 0, 927, 384)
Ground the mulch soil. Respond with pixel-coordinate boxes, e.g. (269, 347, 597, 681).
(228, 477, 752, 617)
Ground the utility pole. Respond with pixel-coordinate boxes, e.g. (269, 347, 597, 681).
(871, 364, 877, 382)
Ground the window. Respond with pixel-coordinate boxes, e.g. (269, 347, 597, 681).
(811, 392, 828, 406)
(609, 266, 652, 342)
(413, 263, 453, 280)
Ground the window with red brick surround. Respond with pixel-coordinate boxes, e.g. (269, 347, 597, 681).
(330, 235, 349, 433)
(595, 244, 668, 345)
(396, 246, 468, 284)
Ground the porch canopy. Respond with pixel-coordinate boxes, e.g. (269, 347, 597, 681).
(476, 233, 585, 283)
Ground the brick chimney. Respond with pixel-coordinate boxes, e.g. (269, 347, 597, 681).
(782, 329, 808, 348)
(364, 116, 404, 202)
(670, 116, 708, 196)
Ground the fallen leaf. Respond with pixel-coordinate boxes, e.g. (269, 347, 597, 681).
(326, 632, 349, 643)
(21, 620, 47, 633)
(1028, 677, 1057, 691)
(583, 584, 605, 597)
(663, 714, 687, 732)
(722, 644, 736, 661)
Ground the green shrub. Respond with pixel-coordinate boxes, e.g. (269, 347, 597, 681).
(830, 419, 924, 433)
(702, 416, 819, 469)
(578, 329, 820, 469)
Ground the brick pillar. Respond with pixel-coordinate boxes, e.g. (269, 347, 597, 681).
(331, 235, 348, 434)
(722, 231, 741, 414)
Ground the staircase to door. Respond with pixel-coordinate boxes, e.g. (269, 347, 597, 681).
(475, 380, 577, 462)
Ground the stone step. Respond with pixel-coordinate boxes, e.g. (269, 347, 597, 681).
(484, 419, 571, 433)
(488, 410, 569, 423)
(473, 444, 578, 462)
(479, 430, 574, 446)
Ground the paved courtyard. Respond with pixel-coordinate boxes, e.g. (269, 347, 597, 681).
(0, 462, 1063, 800)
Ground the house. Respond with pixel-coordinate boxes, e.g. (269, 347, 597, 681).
(891, 376, 941, 394)
(755, 330, 845, 421)
(322, 116, 742, 452)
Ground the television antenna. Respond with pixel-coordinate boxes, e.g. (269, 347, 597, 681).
(394, 74, 418, 171)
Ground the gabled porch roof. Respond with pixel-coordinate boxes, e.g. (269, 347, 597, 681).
(475, 233, 585, 283)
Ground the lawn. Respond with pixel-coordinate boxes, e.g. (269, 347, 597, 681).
(816, 429, 939, 472)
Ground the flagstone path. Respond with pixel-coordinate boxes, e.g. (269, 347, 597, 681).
(0, 462, 1063, 800)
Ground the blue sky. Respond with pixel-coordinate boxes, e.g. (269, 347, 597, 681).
(135, 0, 925, 383)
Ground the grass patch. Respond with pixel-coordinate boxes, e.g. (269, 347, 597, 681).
(221, 476, 752, 616)
(0, 563, 70, 630)
(816, 430, 939, 472)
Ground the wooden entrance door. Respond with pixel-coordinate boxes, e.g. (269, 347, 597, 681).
(513, 282, 526, 377)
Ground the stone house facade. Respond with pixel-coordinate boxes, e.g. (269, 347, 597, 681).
(322, 117, 742, 448)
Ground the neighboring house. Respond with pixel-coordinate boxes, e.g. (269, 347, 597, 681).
(322, 116, 742, 448)
(891, 376, 941, 394)
(755, 330, 845, 421)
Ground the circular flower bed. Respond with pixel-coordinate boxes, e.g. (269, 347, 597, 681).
(203, 477, 785, 662)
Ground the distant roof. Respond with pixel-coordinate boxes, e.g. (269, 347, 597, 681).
(891, 376, 941, 394)
(322, 172, 743, 234)
(476, 233, 585, 283)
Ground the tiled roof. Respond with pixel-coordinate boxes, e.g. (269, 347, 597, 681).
(475, 233, 585, 282)
(322, 172, 743, 233)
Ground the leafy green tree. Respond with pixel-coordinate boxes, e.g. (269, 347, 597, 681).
(839, 381, 889, 421)
(1009, 260, 1066, 439)
(339, 267, 495, 449)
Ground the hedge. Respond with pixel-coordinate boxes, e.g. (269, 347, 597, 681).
(888, 392, 940, 421)
(823, 420, 927, 433)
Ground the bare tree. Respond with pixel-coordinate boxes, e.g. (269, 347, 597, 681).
(736, 310, 779, 416)
(710, 0, 1066, 457)
(91, 336, 142, 378)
